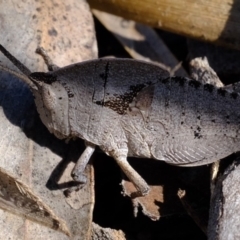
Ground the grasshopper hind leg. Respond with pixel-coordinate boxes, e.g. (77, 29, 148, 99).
(111, 151, 150, 198)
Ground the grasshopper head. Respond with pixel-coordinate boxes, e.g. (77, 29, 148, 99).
(0, 45, 71, 139)
(29, 72, 70, 139)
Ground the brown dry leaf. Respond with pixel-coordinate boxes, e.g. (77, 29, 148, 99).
(122, 180, 163, 221)
(121, 159, 184, 220)
(0, 0, 97, 239)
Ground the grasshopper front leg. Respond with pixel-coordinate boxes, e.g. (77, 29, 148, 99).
(71, 142, 95, 183)
(64, 141, 95, 196)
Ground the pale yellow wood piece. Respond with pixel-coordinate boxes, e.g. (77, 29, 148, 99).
(89, 0, 240, 50)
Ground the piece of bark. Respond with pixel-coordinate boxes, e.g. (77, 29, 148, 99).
(89, 0, 240, 50)
(189, 57, 224, 87)
(91, 223, 126, 240)
(188, 40, 240, 85)
(208, 158, 240, 240)
(0, 0, 97, 239)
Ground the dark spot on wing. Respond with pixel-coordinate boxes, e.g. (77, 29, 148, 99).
(95, 84, 147, 114)
(217, 88, 227, 96)
(68, 93, 74, 98)
(172, 76, 186, 86)
(194, 131, 202, 139)
(194, 125, 202, 139)
(99, 62, 109, 85)
(188, 80, 201, 89)
(204, 84, 214, 92)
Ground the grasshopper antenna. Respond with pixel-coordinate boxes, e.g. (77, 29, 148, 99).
(0, 45, 37, 90)
(0, 44, 31, 75)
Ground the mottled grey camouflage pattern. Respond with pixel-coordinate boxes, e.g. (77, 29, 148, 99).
(1, 46, 240, 196)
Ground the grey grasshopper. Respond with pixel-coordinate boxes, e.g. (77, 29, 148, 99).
(0, 45, 239, 197)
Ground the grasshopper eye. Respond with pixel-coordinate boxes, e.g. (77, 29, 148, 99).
(41, 85, 57, 111)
